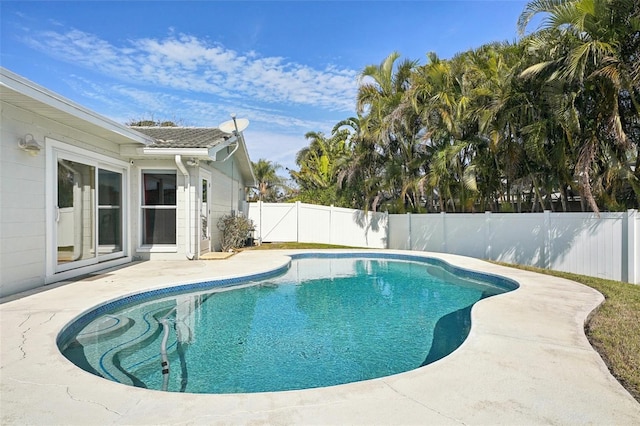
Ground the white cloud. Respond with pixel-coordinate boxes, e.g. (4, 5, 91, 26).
(60, 76, 332, 167)
(22, 28, 359, 112)
(18, 25, 357, 169)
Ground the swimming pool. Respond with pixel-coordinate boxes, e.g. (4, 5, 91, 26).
(58, 253, 518, 393)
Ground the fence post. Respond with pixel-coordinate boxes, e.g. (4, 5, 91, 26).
(296, 201, 301, 243)
(407, 212, 412, 250)
(625, 209, 637, 284)
(257, 201, 263, 244)
(485, 211, 492, 260)
(633, 209, 638, 285)
(543, 210, 551, 270)
(330, 204, 334, 245)
(385, 211, 390, 249)
(441, 211, 447, 253)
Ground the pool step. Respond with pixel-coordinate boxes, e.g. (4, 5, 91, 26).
(80, 302, 175, 387)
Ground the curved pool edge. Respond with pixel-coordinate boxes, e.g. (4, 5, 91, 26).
(2, 249, 639, 425)
(57, 250, 520, 356)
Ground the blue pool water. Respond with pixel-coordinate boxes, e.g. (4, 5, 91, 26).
(59, 254, 517, 393)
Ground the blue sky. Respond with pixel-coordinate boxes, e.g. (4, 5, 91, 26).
(1, 1, 531, 171)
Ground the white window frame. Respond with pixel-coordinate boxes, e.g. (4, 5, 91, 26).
(138, 168, 178, 253)
(97, 165, 126, 259)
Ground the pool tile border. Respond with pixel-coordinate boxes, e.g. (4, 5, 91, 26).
(57, 252, 518, 356)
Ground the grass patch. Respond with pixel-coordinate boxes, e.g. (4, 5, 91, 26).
(495, 262, 640, 402)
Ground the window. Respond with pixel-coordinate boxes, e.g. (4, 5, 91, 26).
(142, 171, 177, 245)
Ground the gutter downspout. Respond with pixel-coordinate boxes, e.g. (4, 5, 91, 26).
(175, 155, 195, 260)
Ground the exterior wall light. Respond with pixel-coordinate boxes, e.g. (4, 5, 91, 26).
(18, 133, 42, 155)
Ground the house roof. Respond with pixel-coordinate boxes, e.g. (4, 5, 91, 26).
(131, 126, 256, 186)
(1, 67, 256, 185)
(130, 127, 231, 149)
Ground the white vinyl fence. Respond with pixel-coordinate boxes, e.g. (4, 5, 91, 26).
(248, 202, 639, 284)
(389, 210, 639, 284)
(248, 201, 388, 248)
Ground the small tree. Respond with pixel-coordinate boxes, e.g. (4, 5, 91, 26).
(217, 214, 254, 252)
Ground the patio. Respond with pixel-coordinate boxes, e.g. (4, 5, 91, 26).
(1, 250, 639, 424)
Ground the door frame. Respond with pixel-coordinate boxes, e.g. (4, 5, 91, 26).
(199, 169, 212, 255)
(45, 138, 130, 282)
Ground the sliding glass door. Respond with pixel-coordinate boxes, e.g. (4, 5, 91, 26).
(57, 159, 96, 266)
(98, 169, 122, 254)
(54, 150, 126, 273)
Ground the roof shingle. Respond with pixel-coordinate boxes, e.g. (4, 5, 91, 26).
(130, 127, 231, 149)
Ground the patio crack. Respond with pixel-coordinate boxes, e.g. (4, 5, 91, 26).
(16, 313, 56, 359)
(380, 380, 468, 425)
(66, 387, 123, 416)
(178, 396, 383, 423)
(8, 378, 122, 416)
(18, 314, 31, 327)
(18, 314, 32, 359)
(39, 312, 56, 324)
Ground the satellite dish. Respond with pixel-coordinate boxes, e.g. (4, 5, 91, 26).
(218, 117, 249, 134)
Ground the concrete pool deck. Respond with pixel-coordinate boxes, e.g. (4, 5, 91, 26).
(1, 250, 639, 425)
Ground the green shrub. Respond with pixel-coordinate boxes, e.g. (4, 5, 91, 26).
(217, 214, 254, 252)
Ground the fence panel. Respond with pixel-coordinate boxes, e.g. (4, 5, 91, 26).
(299, 204, 331, 244)
(407, 214, 444, 252)
(549, 212, 625, 281)
(489, 213, 546, 268)
(388, 215, 410, 250)
(248, 202, 638, 283)
(248, 202, 387, 248)
(390, 210, 638, 284)
(442, 213, 487, 259)
(330, 207, 387, 248)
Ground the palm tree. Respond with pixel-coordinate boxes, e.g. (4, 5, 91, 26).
(404, 51, 482, 212)
(251, 159, 286, 202)
(518, 0, 640, 212)
(356, 52, 423, 212)
(290, 131, 352, 206)
(287, 1, 638, 213)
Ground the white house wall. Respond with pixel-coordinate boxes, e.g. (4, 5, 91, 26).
(208, 159, 247, 252)
(1, 100, 128, 297)
(2, 143, 250, 297)
(1, 70, 256, 298)
(1, 102, 46, 297)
